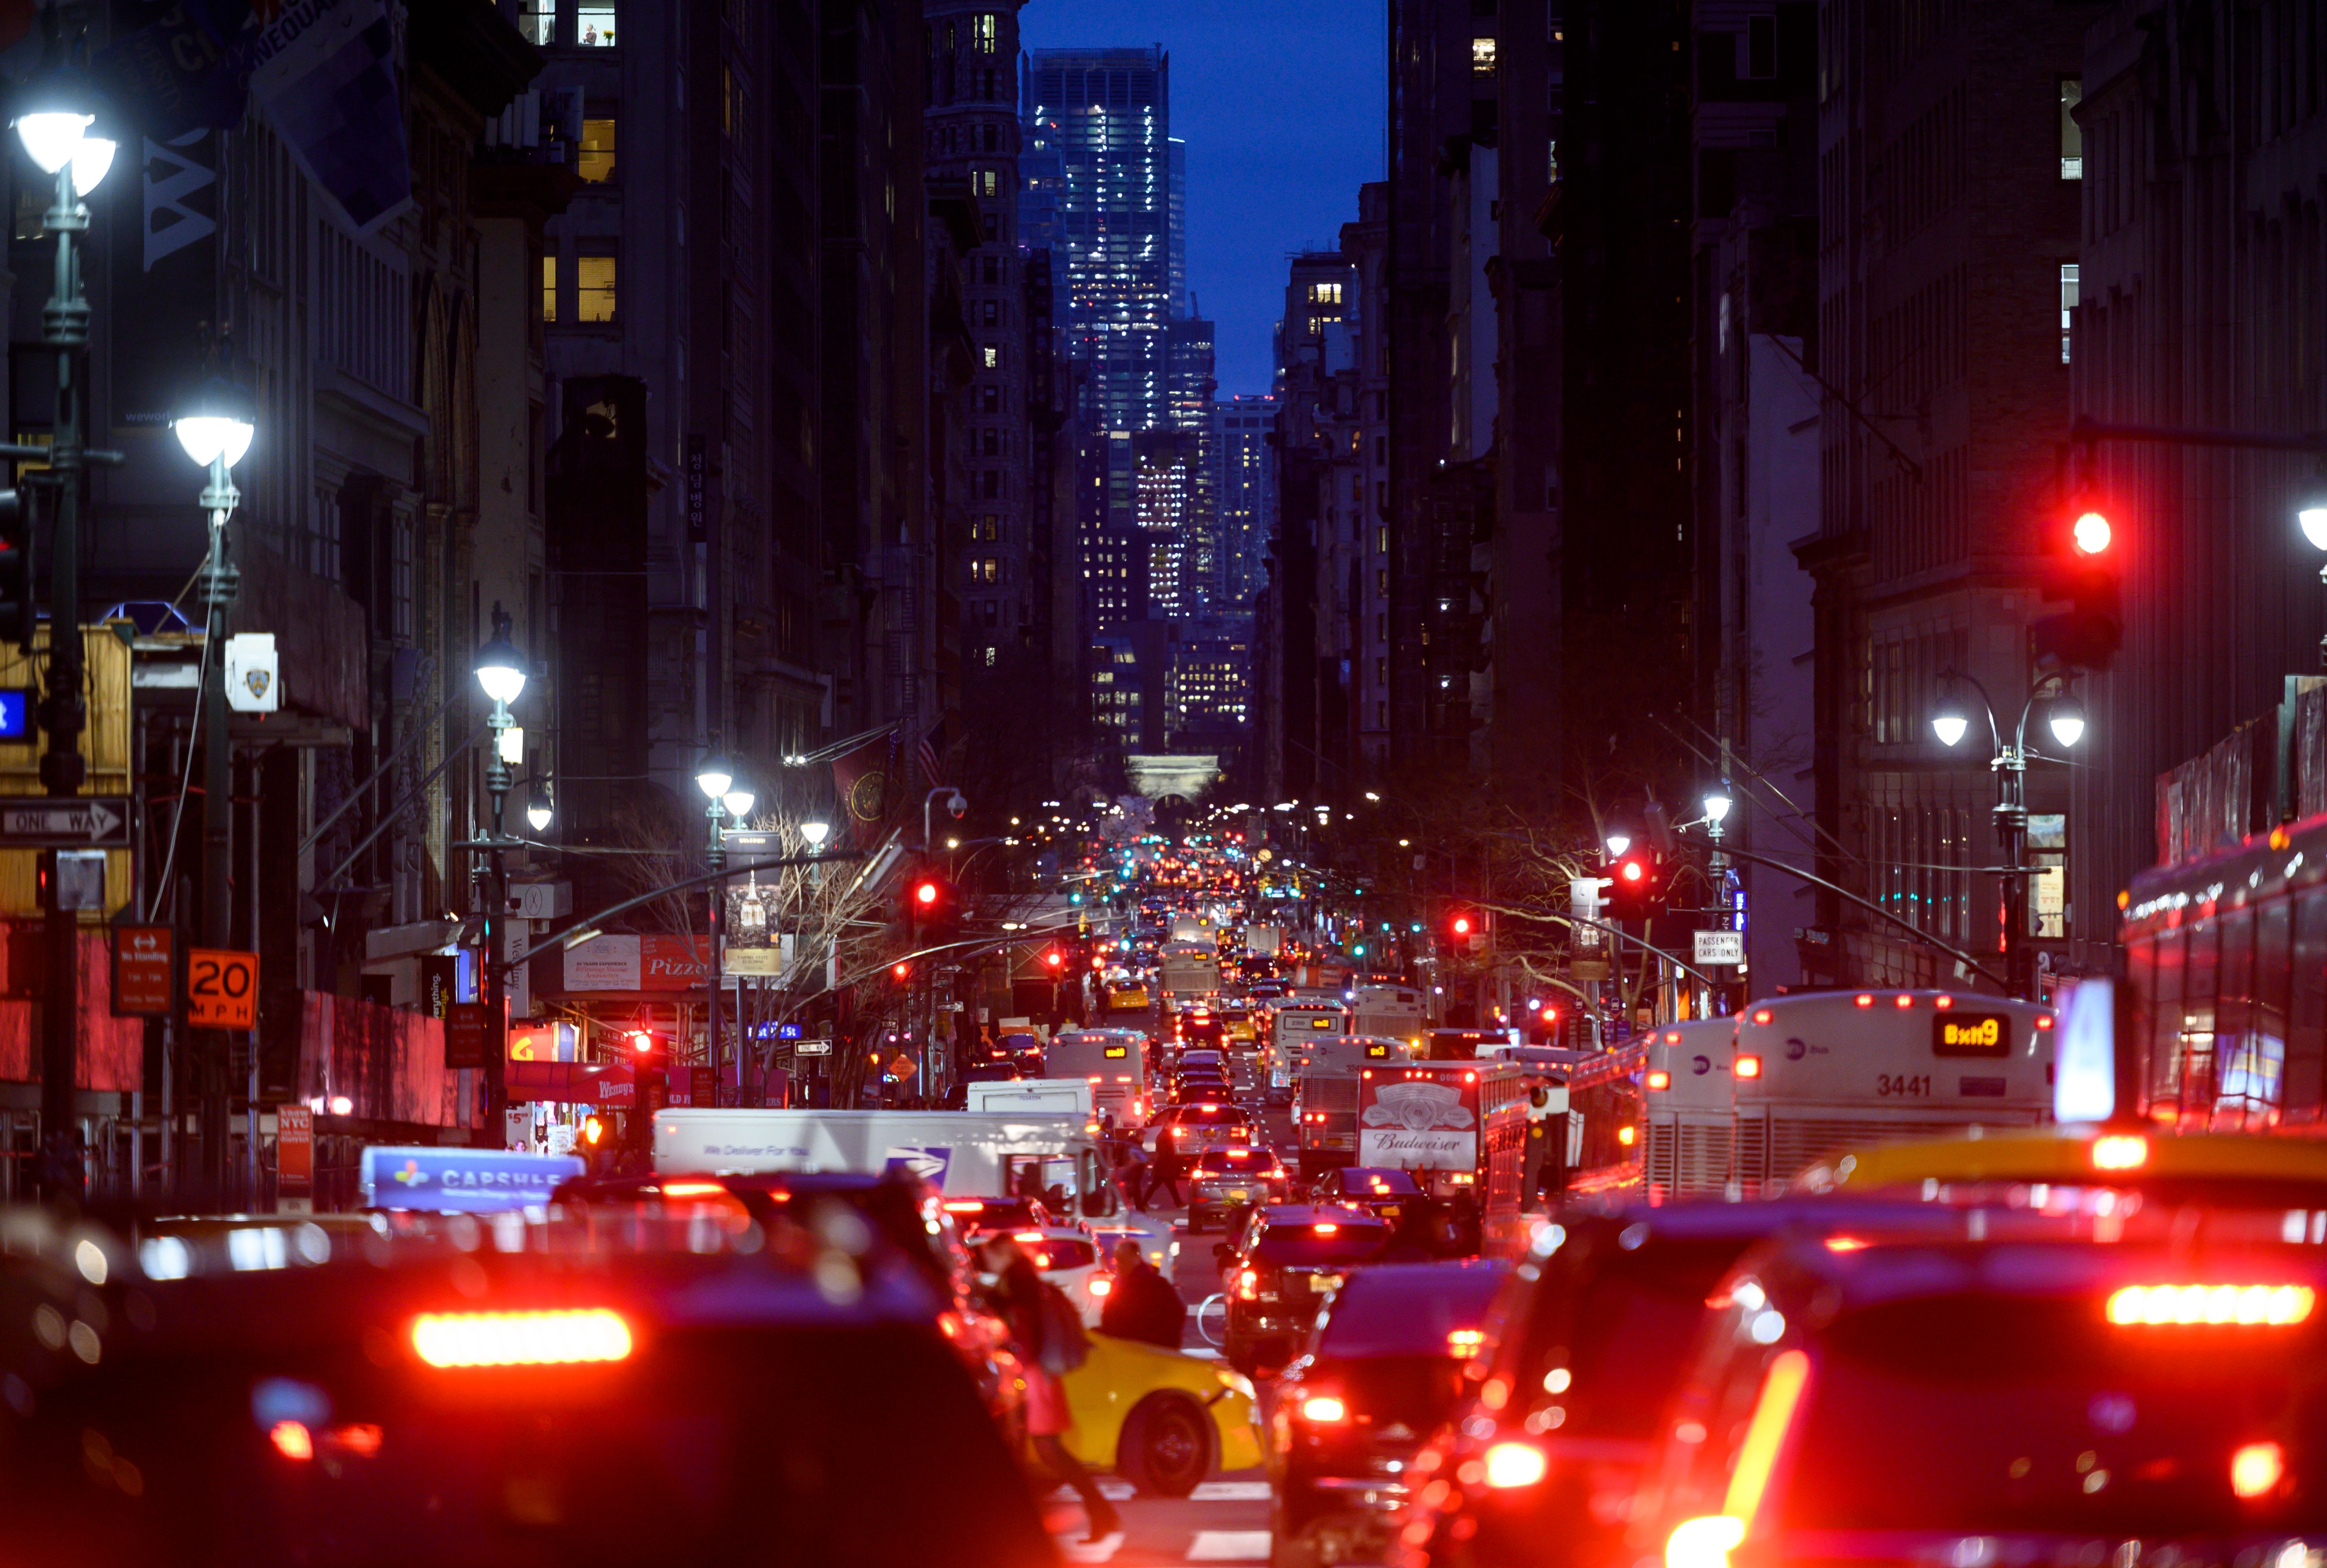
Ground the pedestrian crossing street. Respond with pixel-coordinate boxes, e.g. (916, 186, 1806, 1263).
(1045, 1481, 1278, 1566)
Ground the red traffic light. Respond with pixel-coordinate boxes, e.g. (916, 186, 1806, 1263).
(2072, 509, 2112, 556)
(914, 879, 940, 907)
(1620, 859, 1645, 882)
(892, 962, 911, 980)
(627, 1030, 655, 1056)
(1044, 949, 1064, 969)
(1451, 914, 1473, 937)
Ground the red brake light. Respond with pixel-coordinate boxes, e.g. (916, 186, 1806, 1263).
(1894, 993, 1914, 1009)
(2233, 1441, 2287, 1499)
(1647, 1069, 1671, 1091)
(1853, 993, 1873, 1008)
(1236, 1268, 1258, 1300)
(1750, 1008, 1772, 1025)
(2092, 1134, 2148, 1171)
(1735, 1054, 1762, 1079)
(1482, 1440, 1548, 1488)
(1301, 1395, 1348, 1423)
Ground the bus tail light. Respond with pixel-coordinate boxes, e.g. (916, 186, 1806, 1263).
(1647, 1070, 1671, 1090)
(1853, 994, 1873, 1008)
(1618, 1126, 1637, 1146)
(1734, 1055, 1762, 1079)
(1751, 1008, 1772, 1025)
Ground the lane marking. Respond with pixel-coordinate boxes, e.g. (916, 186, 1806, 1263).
(1190, 1480, 1273, 1501)
(1186, 1530, 1274, 1561)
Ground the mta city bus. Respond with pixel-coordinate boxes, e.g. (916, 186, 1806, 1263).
(1729, 990, 2055, 1196)
(1044, 1028, 1152, 1124)
(2120, 815, 2327, 1132)
(1643, 1017, 1740, 1203)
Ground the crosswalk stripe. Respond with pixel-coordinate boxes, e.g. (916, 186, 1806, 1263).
(1186, 1530, 1273, 1562)
(1189, 1481, 1272, 1502)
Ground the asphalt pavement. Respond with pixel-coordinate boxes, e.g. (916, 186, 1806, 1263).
(1039, 1024, 1302, 1566)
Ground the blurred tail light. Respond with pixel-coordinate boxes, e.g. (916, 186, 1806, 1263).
(1666, 1516, 1746, 1568)
(410, 1309, 634, 1368)
(269, 1421, 314, 1462)
(2091, 1134, 2148, 1171)
(1447, 1328, 1486, 1358)
(1236, 1268, 1258, 1300)
(1734, 1055, 1762, 1079)
(2233, 1441, 2287, 1499)
(2106, 1284, 2315, 1326)
(1300, 1395, 1348, 1423)
(1647, 1070, 1671, 1091)
(1089, 1276, 1113, 1297)
(1482, 1440, 1548, 1488)
(1618, 1126, 1638, 1146)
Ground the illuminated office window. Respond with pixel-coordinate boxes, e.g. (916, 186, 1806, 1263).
(578, 255, 617, 322)
(577, 2, 615, 45)
(1471, 36, 1497, 73)
(579, 118, 615, 182)
(540, 256, 558, 322)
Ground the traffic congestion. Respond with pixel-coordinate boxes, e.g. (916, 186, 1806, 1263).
(7, 827, 2327, 1568)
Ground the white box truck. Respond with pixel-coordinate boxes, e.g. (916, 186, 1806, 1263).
(652, 1108, 1119, 1217)
(963, 1079, 1096, 1118)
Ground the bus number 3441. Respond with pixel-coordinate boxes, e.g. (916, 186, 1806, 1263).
(1876, 1074, 1931, 1098)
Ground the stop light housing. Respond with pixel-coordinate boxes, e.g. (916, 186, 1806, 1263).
(0, 490, 29, 648)
(903, 867, 961, 944)
(2033, 502, 2122, 670)
(1600, 851, 1668, 921)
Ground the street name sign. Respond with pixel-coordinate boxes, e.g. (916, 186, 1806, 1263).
(0, 797, 130, 846)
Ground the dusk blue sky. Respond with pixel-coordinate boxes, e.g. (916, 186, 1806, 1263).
(1020, 0, 1388, 397)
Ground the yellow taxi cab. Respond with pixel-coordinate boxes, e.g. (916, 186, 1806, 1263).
(1057, 1329, 1263, 1495)
(1796, 1122, 2327, 1208)
(1108, 979, 1151, 1012)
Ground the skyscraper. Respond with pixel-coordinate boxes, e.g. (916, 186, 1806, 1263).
(1214, 393, 1280, 610)
(1022, 47, 1177, 434)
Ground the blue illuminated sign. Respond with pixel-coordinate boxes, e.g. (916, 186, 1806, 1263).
(358, 1146, 583, 1214)
(0, 689, 29, 740)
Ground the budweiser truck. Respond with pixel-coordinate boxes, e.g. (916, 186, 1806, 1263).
(1355, 1061, 1530, 1240)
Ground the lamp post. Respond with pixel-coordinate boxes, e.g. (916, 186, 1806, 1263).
(1932, 670, 2085, 1000)
(472, 606, 527, 1137)
(173, 380, 252, 1200)
(696, 753, 749, 1100)
(16, 57, 118, 1201)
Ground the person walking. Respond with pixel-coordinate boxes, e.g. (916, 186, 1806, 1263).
(978, 1234, 1123, 1546)
(1098, 1239, 1185, 1349)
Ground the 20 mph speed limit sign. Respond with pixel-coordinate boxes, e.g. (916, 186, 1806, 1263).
(187, 948, 259, 1029)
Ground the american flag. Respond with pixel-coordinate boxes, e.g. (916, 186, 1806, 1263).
(917, 715, 953, 786)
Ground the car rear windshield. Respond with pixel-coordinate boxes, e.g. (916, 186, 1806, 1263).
(1032, 1239, 1097, 1270)
(1506, 1234, 1755, 1440)
(1171, 1105, 1243, 1124)
(1319, 1265, 1508, 1357)
(1198, 1151, 1278, 1174)
(1781, 1294, 2327, 1535)
(1255, 1221, 1392, 1267)
(1340, 1169, 1422, 1196)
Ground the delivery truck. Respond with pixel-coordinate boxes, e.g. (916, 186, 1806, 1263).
(1291, 1036, 1424, 1178)
(1355, 1061, 1530, 1243)
(651, 1108, 1119, 1218)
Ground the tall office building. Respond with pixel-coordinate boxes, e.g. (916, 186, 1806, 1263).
(927, 1, 1029, 671)
(1022, 47, 1177, 434)
(1214, 394, 1279, 610)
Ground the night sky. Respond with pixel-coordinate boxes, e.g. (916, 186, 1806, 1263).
(1020, 0, 1388, 398)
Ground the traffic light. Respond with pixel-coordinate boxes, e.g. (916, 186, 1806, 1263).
(626, 1029, 661, 1067)
(0, 489, 29, 649)
(2033, 501, 2122, 670)
(1043, 948, 1064, 971)
(1600, 850, 1668, 922)
(903, 867, 961, 944)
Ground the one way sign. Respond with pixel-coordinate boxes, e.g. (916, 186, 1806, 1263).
(0, 798, 132, 846)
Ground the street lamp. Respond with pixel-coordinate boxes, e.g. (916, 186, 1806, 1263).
(800, 819, 832, 849)
(2299, 466, 2327, 551)
(1604, 833, 1632, 859)
(1702, 788, 1733, 828)
(698, 752, 751, 1099)
(17, 50, 124, 1200)
(1931, 668, 2084, 999)
(471, 602, 527, 1134)
(173, 374, 254, 1204)
(525, 784, 553, 835)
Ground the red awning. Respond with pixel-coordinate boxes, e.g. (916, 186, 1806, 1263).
(507, 1058, 634, 1105)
